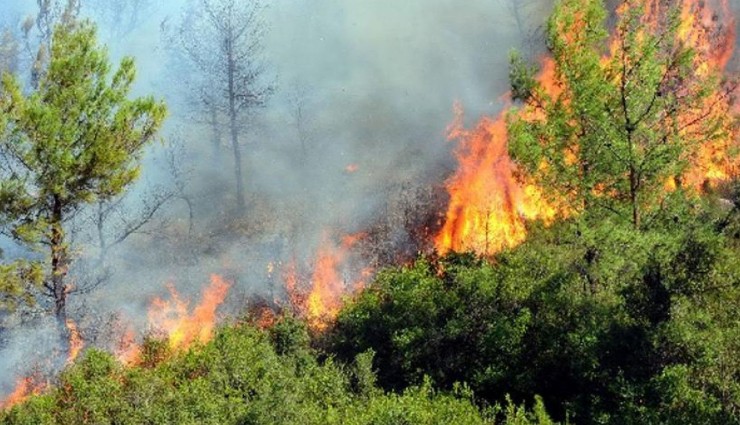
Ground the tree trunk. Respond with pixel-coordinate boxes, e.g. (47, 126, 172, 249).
(50, 196, 69, 324)
(226, 34, 245, 211)
(210, 105, 222, 162)
(230, 109, 245, 211)
(629, 165, 640, 229)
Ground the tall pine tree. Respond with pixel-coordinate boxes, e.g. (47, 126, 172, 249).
(0, 20, 166, 321)
(508, 0, 736, 229)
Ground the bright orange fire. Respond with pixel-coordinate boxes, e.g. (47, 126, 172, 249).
(0, 376, 45, 411)
(305, 241, 344, 330)
(618, 0, 738, 189)
(283, 232, 370, 331)
(65, 319, 83, 364)
(434, 103, 558, 256)
(2, 319, 82, 410)
(115, 327, 141, 366)
(147, 274, 231, 351)
(436, 0, 737, 256)
(676, 0, 738, 188)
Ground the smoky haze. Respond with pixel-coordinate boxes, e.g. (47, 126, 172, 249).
(0, 0, 555, 393)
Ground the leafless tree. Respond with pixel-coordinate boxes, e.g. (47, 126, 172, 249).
(85, 0, 155, 38)
(62, 180, 174, 302)
(287, 83, 314, 165)
(19, 0, 81, 86)
(500, 0, 546, 57)
(0, 28, 19, 75)
(172, 0, 274, 211)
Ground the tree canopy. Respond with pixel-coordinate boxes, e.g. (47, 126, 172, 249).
(507, 0, 737, 229)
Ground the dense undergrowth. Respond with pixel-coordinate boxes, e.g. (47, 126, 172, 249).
(327, 193, 740, 424)
(0, 316, 553, 425)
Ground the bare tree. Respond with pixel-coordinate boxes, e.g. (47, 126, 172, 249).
(0, 28, 20, 75)
(173, 0, 274, 211)
(287, 83, 314, 164)
(85, 0, 155, 39)
(19, 0, 81, 86)
(499, 0, 546, 57)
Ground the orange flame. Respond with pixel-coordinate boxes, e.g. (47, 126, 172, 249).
(2, 320, 82, 409)
(113, 276, 231, 364)
(65, 319, 83, 364)
(147, 274, 231, 351)
(676, 0, 738, 187)
(612, 0, 738, 189)
(436, 0, 737, 256)
(1, 376, 45, 411)
(114, 327, 141, 366)
(434, 103, 558, 256)
(283, 232, 371, 331)
(305, 241, 345, 331)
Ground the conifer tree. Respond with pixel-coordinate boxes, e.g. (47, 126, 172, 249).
(508, 0, 736, 229)
(0, 20, 166, 321)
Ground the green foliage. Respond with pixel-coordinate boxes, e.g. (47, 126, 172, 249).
(0, 323, 506, 425)
(0, 19, 166, 314)
(495, 395, 556, 425)
(0, 260, 42, 311)
(507, 0, 735, 229)
(0, 20, 166, 224)
(509, 50, 538, 102)
(328, 209, 740, 423)
(269, 313, 311, 357)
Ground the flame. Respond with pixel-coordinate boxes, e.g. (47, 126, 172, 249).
(147, 274, 231, 351)
(434, 104, 558, 256)
(65, 319, 83, 364)
(114, 327, 141, 366)
(305, 241, 345, 331)
(2, 320, 82, 409)
(0, 376, 45, 411)
(345, 163, 360, 173)
(621, 0, 738, 189)
(253, 306, 278, 329)
(282, 232, 371, 331)
(282, 261, 304, 312)
(676, 0, 738, 187)
(436, 0, 737, 256)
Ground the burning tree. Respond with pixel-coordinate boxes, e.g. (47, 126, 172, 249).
(507, 0, 738, 229)
(0, 20, 166, 322)
(435, 0, 737, 256)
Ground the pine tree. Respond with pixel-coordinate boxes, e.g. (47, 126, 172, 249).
(508, 0, 736, 229)
(0, 20, 166, 321)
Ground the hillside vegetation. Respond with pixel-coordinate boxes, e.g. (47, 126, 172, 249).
(2, 0, 739, 423)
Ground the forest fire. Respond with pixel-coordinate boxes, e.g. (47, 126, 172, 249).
(436, 0, 738, 256)
(1, 319, 83, 410)
(305, 242, 344, 330)
(115, 328, 140, 366)
(283, 232, 370, 331)
(146, 274, 231, 351)
(107, 276, 233, 365)
(434, 103, 558, 256)
(65, 319, 83, 364)
(0, 377, 45, 411)
(676, 0, 738, 188)
(620, 0, 738, 189)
